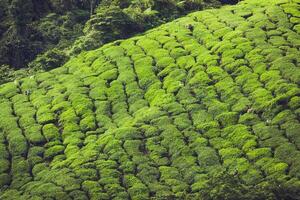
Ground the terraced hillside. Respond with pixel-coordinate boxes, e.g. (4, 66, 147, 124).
(1, 0, 300, 199)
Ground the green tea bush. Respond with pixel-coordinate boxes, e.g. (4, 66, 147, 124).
(247, 148, 272, 161)
(177, 55, 196, 70)
(128, 183, 149, 200)
(134, 57, 157, 89)
(27, 146, 44, 165)
(215, 112, 238, 127)
(42, 124, 60, 142)
(44, 145, 65, 160)
(188, 71, 212, 86)
(114, 127, 143, 140)
(7, 131, 28, 156)
(238, 113, 260, 126)
(14, 103, 35, 119)
(207, 100, 229, 117)
(11, 94, 28, 104)
(156, 57, 175, 69)
(282, 121, 300, 148)
(0, 158, 9, 174)
(1, 0, 300, 198)
(274, 143, 298, 165)
(272, 110, 296, 125)
(24, 125, 46, 144)
(80, 115, 97, 132)
(136, 38, 160, 52)
(223, 125, 257, 148)
(195, 146, 220, 168)
(219, 147, 242, 160)
(36, 108, 56, 125)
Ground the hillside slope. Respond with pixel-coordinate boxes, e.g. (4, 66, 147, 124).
(1, 0, 300, 199)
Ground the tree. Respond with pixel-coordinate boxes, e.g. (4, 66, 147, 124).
(9, 0, 34, 30)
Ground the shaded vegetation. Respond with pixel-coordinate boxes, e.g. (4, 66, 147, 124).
(0, 0, 239, 84)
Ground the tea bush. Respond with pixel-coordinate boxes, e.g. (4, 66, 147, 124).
(1, 0, 300, 199)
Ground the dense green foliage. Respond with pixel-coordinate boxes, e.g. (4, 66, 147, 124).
(0, 0, 238, 84)
(0, 0, 300, 199)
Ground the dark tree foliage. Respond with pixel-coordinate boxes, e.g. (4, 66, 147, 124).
(220, 0, 239, 4)
(28, 48, 68, 71)
(70, 5, 142, 55)
(0, 0, 241, 84)
(200, 170, 300, 200)
(0, 0, 90, 70)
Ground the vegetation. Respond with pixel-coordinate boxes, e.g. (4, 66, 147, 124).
(0, 0, 300, 199)
(0, 0, 241, 84)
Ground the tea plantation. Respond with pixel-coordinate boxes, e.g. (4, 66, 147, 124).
(1, 0, 300, 199)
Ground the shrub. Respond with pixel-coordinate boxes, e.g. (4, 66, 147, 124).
(8, 132, 28, 156)
(265, 162, 288, 176)
(69, 95, 94, 116)
(51, 93, 67, 106)
(136, 38, 160, 52)
(19, 114, 36, 129)
(210, 137, 234, 150)
(170, 48, 188, 58)
(128, 183, 149, 200)
(222, 124, 257, 148)
(80, 115, 97, 132)
(99, 68, 118, 81)
(207, 100, 229, 117)
(28, 146, 44, 165)
(0, 82, 19, 98)
(238, 113, 260, 125)
(252, 122, 281, 140)
(29, 48, 68, 71)
(11, 156, 30, 177)
(173, 113, 192, 130)
(11, 94, 28, 104)
(274, 143, 298, 165)
(75, 168, 98, 181)
(103, 183, 127, 198)
(24, 124, 46, 144)
(135, 66, 157, 89)
(223, 157, 251, 174)
(52, 101, 71, 113)
(260, 70, 281, 83)
(177, 55, 196, 70)
(103, 46, 125, 58)
(191, 109, 213, 128)
(44, 145, 65, 159)
(29, 182, 69, 199)
(60, 108, 80, 124)
(36, 106, 56, 124)
(159, 166, 181, 181)
(0, 159, 10, 174)
(114, 127, 143, 140)
(206, 66, 227, 81)
(188, 71, 212, 86)
(247, 148, 272, 161)
(89, 87, 107, 101)
(195, 146, 220, 168)
(126, 82, 144, 102)
(219, 147, 242, 160)
(272, 110, 296, 125)
(216, 112, 238, 127)
(42, 124, 60, 141)
(282, 121, 300, 148)
(0, 173, 11, 188)
(156, 57, 175, 69)
(69, 190, 89, 200)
